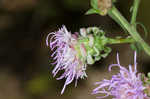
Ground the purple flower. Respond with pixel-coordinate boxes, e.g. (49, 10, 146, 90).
(46, 26, 87, 94)
(92, 52, 150, 99)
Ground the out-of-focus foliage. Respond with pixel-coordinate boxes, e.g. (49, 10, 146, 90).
(26, 74, 51, 95)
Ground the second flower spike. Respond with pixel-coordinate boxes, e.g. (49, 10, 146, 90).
(92, 52, 150, 99)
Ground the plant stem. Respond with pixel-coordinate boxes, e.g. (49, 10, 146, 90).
(108, 37, 135, 44)
(131, 0, 141, 25)
(108, 6, 150, 56)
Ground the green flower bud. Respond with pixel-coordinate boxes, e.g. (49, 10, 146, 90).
(98, 0, 112, 15)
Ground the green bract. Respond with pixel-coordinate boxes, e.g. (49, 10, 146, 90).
(74, 27, 134, 65)
(77, 27, 112, 64)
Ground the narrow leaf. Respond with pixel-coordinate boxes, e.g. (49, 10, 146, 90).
(85, 9, 99, 15)
(91, 0, 98, 9)
(136, 22, 148, 39)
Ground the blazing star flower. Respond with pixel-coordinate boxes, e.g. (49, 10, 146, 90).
(46, 26, 122, 94)
(46, 26, 88, 94)
(92, 52, 150, 99)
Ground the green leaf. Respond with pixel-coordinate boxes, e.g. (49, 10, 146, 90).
(93, 46, 100, 56)
(85, 9, 99, 15)
(130, 42, 143, 53)
(135, 22, 148, 39)
(101, 47, 111, 58)
(94, 56, 101, 61)
(91, 0, 98, 9)
(130, 43, 136, 51)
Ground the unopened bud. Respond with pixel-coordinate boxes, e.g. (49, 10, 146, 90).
(98, 0, 112, 15)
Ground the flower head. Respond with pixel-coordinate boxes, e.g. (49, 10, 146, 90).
(46, 26, 113, 94)
(92, 52, 150, 99)
(46, 26, 87, 94)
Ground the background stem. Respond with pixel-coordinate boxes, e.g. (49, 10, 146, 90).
(131, 0, 141, 25)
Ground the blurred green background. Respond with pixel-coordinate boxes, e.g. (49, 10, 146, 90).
(0, 0, 150, 99)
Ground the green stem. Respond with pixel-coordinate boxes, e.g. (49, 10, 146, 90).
(108, 37, 135, 44)
(108, 6, 150, 56)
(131, 0, 141, 25)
